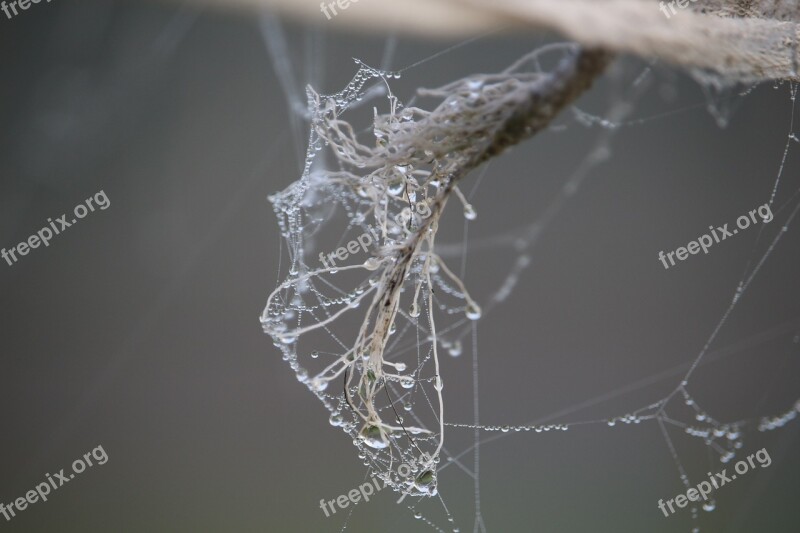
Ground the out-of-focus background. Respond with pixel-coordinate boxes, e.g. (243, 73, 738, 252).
(1, 1, 799, 532)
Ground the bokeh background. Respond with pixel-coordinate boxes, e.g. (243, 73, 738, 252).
(1, 1, 799, 532)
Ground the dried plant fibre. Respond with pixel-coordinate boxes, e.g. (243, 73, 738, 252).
(189, 0, 800, 84)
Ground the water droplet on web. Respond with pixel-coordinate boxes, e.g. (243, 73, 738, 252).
(448, 341, 462, 357)
(310, 378, 328, 392)
(359, 425, 389, 449)
(388, 180, 405, 196)
(414, 470, 437, 495)
(463, 204, 477, 220)
(279, 334, 297, 345)
(465, 302, 482, 320)
(720, 452, 734, 463)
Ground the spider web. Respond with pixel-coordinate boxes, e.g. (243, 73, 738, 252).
(260, 21, 800, 533)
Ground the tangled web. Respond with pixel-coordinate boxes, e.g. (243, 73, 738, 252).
(261, 34, 800, 531)
(260, 45, 595, 508)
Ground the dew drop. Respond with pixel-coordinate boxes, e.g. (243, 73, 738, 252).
(364, 257, 381, 270)
(359, 424, 389, 449)
(279, 334, 297, 345)
(448, 341, 462, 357)
(388, 180, 405, 196)
(415, 470, 436, 489)
(310, 378, 328, 392)
(463, 204, 477, 220)
(465, 302, 482, 320)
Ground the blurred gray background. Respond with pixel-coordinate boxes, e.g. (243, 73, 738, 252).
(1, 1, 799, 532)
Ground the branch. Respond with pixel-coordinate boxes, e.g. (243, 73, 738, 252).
(182, 0, 799, 83)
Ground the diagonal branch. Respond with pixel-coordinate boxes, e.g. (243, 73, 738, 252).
(356, 47, 612, 458)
